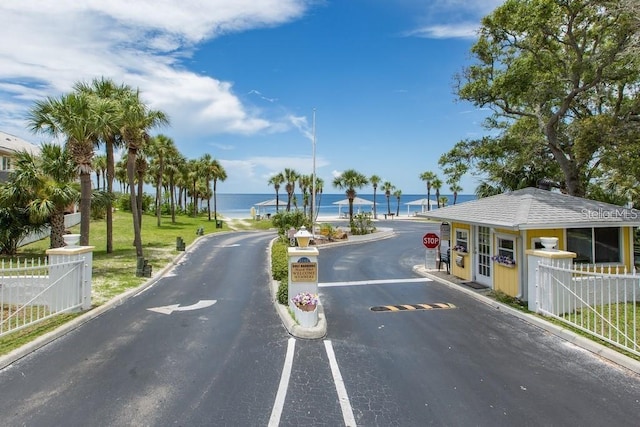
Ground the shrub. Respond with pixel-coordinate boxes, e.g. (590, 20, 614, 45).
(277, 281, 288, 305)
(271, 239, 289, 305)
(351, 213, 375, 235)
(271, 239, 288, 282)
(271, 210, 310, 240)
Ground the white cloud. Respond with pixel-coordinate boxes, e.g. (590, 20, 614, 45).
(407, 23, 479, 39)
(0, 1, 311, 142)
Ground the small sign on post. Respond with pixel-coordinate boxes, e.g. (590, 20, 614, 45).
(423, 232, 440, 269)
(423, 232, 440, 249)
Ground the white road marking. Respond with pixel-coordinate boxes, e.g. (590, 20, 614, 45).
(319, 277, 431, 287)
(269, 337, 296, 427)
(146, 299, 217, 315)
(324, 340, 357, 427)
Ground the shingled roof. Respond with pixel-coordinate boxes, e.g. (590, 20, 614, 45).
(0, 131, 40, 155)
(422, 187, 640, 229)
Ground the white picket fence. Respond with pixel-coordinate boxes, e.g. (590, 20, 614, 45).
(537, 261, 640, 356)
(0, 256, 86, 338)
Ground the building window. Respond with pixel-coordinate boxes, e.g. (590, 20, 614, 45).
(566, 227, 621, 264)
(1, 156, 10, 171)
(494, 236, 516, 264)
(453, 229, 468, 252)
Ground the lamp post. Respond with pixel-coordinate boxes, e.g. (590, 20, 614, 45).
(311, 108, 317, 229)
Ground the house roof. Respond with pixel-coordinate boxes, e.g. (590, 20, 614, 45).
(0, 131, 40, 155)
(421, 187, 640, 229)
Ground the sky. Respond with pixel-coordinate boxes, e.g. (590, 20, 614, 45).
(0, 0, 505, 195)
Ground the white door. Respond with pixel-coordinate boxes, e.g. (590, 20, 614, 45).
(475, 226, 492, 286)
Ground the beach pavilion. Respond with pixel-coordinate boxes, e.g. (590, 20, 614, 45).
(253, 198, 286, 219)
(405, 198, 438, 216)
(332, 197, 374, 218)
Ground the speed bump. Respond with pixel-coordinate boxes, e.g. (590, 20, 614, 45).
(370, 302, 456, 312)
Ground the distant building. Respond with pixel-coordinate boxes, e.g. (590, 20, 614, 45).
(0, 131, 41, 182)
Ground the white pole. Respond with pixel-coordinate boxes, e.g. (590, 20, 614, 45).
(312, 108, 317, 228)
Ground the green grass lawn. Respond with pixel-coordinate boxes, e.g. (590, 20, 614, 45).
(0, 211, 272, 355)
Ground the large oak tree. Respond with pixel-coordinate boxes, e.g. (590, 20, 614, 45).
(453, 0, 639, 197)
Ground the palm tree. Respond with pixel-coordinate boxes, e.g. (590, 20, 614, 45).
(381, 181, 395, 216)
(165, 151, 185, 223)
(28, 91, 112, 246)
(75, 78, 131, 254)
(332, 169, 369, 222)
(432, 177, 443, 208)
(312, 176, 324, 221)
(210, 159, 226, 222)
(268, 174, 284, 212)
(119, 90, 169, 258)
(147, 134, 176, 226)
(298, 174, 312, 216)
(199, 153, 217, 221)
(393, 189, 402, 216)
(419, 171, 436, 211)
(449, 182, 462, 205)
(187, 158, 201, 217)
(0, 144, 78, 249)
(282, 168, 299, 212)
(93, 154, 107, 190)
(370, 174, 381, 219)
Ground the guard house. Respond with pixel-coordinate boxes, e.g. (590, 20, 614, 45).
(421, 188, 640, 301)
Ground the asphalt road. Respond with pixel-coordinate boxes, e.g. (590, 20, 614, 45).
(315, 220, 640, 426)
(0, 223, 639, 426)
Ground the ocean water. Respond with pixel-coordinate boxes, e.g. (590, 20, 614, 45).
(212, 193, 476, 218)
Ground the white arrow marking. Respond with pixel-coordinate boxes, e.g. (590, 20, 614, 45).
(147, 299, 217, 315)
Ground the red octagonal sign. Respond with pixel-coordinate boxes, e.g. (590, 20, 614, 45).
(422, 232, 440, 249)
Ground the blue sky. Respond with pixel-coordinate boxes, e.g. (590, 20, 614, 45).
(0, 0, 503, 194)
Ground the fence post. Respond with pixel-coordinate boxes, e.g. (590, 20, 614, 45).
(525, 245, 576, 313)
(46, 244, 95, 311)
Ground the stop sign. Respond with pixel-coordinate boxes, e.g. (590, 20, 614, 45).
(422, 232, 440, 249)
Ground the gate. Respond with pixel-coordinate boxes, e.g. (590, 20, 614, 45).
(1, 258, 85, 338)
(537, 261, 640, 356)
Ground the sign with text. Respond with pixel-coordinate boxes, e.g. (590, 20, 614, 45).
(422, 232, 440, 249)
(291, 262, 318, 282)
(440, 222, 450, 240)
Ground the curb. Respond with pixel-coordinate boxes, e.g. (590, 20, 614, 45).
(413, 265, 640, 375)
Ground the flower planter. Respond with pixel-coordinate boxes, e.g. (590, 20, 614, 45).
(63, 234, 81, 247)
(495, 262, 516, 268)
(293, 303, 318, 327)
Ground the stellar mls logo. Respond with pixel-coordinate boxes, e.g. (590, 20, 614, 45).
(581, 208, 639, 220)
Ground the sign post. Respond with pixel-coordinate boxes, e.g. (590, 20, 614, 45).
(423, 232, 440, 269)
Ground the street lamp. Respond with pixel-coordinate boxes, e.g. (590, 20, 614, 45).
(294, 226, 313, 248)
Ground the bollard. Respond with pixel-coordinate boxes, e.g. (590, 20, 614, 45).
(176, 236, 185, 251)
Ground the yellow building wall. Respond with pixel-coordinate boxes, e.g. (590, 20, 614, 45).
(492, 229, 520, 296)
(525, 229, 565, 250)
(450, 222, 471, 281)
(622, 227, 632, 270)
(493, 263, 519, 296)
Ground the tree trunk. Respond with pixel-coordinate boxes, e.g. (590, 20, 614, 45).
(127, 148, 143, 258)
(156, 163, 163, 227)
(106, 139, 114, 253)
(213, 179, 218, 222)
(49, 211, 66, 248)
(79, 170, 92, 246)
